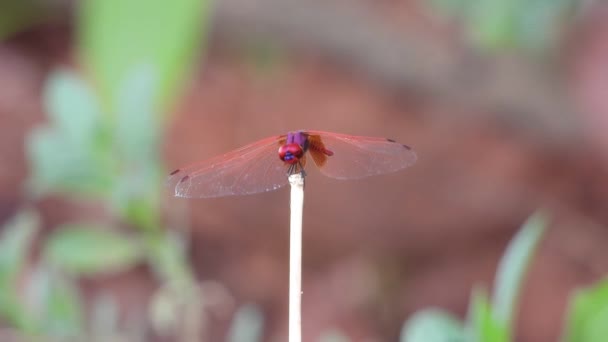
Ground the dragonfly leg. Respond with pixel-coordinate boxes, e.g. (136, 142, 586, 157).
(298, 160, 307, 178)
(286, 161, 306, 177)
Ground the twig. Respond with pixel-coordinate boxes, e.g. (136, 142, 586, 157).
(288, 173, 304, 342)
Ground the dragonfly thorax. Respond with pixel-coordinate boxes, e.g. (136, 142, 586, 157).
(278, 143, 304, 164)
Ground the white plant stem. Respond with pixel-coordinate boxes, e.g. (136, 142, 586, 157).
(288, 173, 304, 342)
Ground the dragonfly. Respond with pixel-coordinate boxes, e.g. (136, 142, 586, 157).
(167, 130, 417, 198)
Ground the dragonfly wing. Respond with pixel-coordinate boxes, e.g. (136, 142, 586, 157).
(167, 136, 290, 198)
(307, 131, 417, 180)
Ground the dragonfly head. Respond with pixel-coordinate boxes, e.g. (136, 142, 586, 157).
(279, 143, 304, 164)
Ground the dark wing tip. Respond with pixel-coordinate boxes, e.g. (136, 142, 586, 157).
(169, 169, 180, 175)
(179, 175, 190, 183)
(386, 138, 412, 150)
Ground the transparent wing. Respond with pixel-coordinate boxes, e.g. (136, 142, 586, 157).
(307, 130, 417, 180)
(167, 135, 290, 198)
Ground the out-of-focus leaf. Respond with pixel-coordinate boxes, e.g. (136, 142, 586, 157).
(44, 224, 143, 275)
(26, 266, 84, 337)
(147, 230, 193, 290)
(150, 282, 205, 340)
(115, 65, 160, 163)
(111, 66, 162, 230)
(467, 287, 509, 342)
(400, 308, 465, 342)
(227, 304, 264, 342)
(149, 286, 181, 337)
(117, 197, 161, 232)
(0, 209, 40, 331)
(492, 212, 547, 330)
(44, 70, 101, 145)
(27, 70, 114, 198)
(0, 292, 32, 333)
(563, 278, 608, 342)
(79, 0, 210, 112)
(26, 127, 113, 197)
(469, 0, 521, 49)
(0, 209, 39, 285)
(428, 0, 578, 52)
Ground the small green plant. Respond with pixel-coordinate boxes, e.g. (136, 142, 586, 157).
(0, 0, 228, 339)
(562, 277, 608, 342)
(401, 212, 547, 342)
(400, 212, 608, 342)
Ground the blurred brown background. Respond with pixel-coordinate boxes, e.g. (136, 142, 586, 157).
(2, 0, 608, 341)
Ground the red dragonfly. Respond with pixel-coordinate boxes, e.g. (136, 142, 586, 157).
(167, 130, 416, 198)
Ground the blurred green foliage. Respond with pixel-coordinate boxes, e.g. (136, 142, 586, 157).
(401, 212, 547, 342)
(401, 212, 608, 342)
(491, 212, 546, 333)
(227, 304, 265, 342)
(44, 224, 144, 275)
(0, 210, 40, 332)
(429, 0, 578, 52)
(563, 278, 608, 342)
(27, 266, 84, 337)
(5, 0, 607, 340)
(0, 209, 85, 337)
(401, 309, 466, 342)
(28, 70, 113, 197)
(468, 288, 509, 342)
(0, 0, 224, 339)
(79, 0, 210, 113)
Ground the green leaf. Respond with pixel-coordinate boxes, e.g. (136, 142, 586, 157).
(0, 209, 39, 285)
(468, 287, 509, 342)
(0, 209, 40, 331)
(115, 65, 161, 164)
(26, 127, 114, 197)
(400, 308, 465, 342)
(147, 231, 194, 290)
(78, 0, 210, 112)
(563, 278, 608, 342)
(44, 277, 83, 337)
(468, 0, 521, 49)
(492, 211, 547, 330)
(26, 266, 84, 336)
(44, 69, 101, 145)
(149, 286, 182, 336)
(110, 66, 163, 230)
(227, 304, 265, 342)
(429, 0, 577, 52)
(27, 70, 115, 198)
(114, 195, 161, 232)
(44, 224, 143, 275)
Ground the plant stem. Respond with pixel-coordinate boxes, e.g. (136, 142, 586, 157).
(288, 173, 304, 342)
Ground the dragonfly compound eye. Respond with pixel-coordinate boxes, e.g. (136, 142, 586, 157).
(278, 143, 304, 164)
